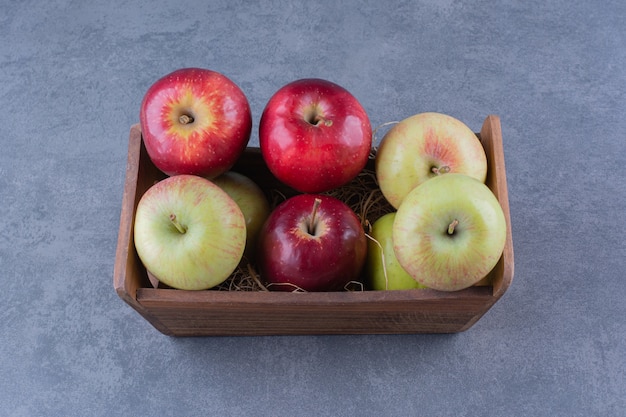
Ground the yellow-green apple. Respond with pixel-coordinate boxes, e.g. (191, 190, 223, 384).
(375, 112, 487, 208)
(133, 175, 246, 290)
(211, 171, 271, 260)
(259, 78, 372, 193)
(366, 212, 427, 290)
(140, 67, 252, 178)
(393, 173, 506, 291)
(256, 194, 367, 291)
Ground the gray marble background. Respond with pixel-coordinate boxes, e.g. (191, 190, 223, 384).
(1, 0, 624, 416)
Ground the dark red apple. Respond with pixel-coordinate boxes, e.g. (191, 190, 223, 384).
(256, 194, 367, 292)
(259, 78, 372, 193)
(140, 67, 252, 178)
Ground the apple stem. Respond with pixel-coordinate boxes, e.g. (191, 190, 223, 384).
(447, 219, 459, 235)
(314, 115, 333, 127)
(169, 213, 187, 234)
(179, 114, 194, 125)
(306, 112, 333, 127)
(432, 165, 450, 175)
(308, 198, 322, 235)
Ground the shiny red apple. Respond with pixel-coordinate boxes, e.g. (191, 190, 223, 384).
(256, 194, 367, 292)
(259, 78, 372, 193)
(140, 67, 252, 178)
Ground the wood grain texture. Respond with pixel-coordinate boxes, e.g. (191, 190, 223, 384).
(113, 115, 514, 336)
(478, 115, 515, 298)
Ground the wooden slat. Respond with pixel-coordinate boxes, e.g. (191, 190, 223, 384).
(478, 115, 515, 298)
(136, 286, 494, 336)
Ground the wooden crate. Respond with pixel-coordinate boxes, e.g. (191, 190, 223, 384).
(113, 115, 514, 336)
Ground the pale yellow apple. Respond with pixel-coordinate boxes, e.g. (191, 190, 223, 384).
(212, 171, 271, 260)
(367, 212, 427, 290)
(375, 112, 487, 209)
(134, 175, 246, 290)
(393, 174, 506, 291)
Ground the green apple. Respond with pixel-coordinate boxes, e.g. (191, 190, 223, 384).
(375, 112, 488, 209)
(134, 174, 246, 290)
(393, 173, 506, 291)
(367, 212, 427, 290)
(211, 171, 271, 260)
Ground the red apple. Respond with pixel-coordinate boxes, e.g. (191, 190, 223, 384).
(259, 78, 372, 193)
(140, 67, 252, 178)
(256, 194, 367, 292)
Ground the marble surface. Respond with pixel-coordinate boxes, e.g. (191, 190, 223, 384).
(1, 0, 624, 416)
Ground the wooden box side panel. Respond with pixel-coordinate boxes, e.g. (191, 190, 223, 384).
(113, 125, 142, 304)
(113, 125, 171, 333)
(136, 287, 495, 336)
(479, 115, 515, 298)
